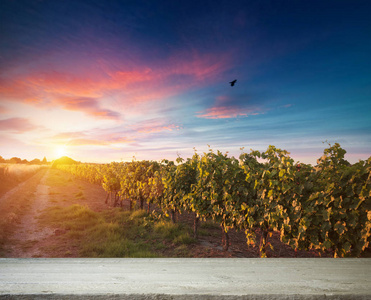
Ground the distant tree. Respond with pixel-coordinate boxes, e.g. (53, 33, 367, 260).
(30, 158, 41, 165)
(42, 157, 47, 164)
(9, 157, 22, 164)
(21, 159, 28, 164)
(0, 156, 5, 163)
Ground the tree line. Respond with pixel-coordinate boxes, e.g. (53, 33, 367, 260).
(0, 156, 48, 165)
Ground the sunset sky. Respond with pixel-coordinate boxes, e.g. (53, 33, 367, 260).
(1, 0, 370, 165)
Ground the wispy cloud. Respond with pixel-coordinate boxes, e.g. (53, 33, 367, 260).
(103, 51, 231, 105)
(52, 131, 87, 140)
(50, 130, 133, 147)
(0, 50, 231, 123)
(0, 117, 38, 133)
(133, 119, 181, 134)
(66, 136, 133, 147)
(48, 118, 181, 149)
(0, 105, 9, 114)
(67, 138, 117, 146)
(197, 106, 250, 119)
(53, 97, 121, 120)
(281, 104, 293, 108)
(0, 77, 38, 102)
(196, 95, 263, 119)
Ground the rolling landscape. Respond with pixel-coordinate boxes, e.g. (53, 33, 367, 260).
(1, 1, 370, 259)
(0, 143, 370, 258)
(1, 3, 371, 299)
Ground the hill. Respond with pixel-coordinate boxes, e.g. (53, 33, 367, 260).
(51, 156, 79, 168)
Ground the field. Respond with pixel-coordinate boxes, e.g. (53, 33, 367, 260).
(1, 143, 370, 258)
(0, 163, 45, 196)
(0, 167, 337, 258)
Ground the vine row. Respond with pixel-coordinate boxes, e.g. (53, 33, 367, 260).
(55, 143, 371, 257)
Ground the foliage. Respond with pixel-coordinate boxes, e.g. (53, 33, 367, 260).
(56, 143, 371, 257)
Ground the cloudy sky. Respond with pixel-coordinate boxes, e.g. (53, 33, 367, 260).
(0, 0, 370, 164)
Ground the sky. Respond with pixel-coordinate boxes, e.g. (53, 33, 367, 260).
(0, 0, 370, 165)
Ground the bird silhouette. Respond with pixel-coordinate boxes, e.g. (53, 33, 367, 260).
(230, 79, 237, 86)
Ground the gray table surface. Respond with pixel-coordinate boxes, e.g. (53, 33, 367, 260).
(0, 258, 370, 299)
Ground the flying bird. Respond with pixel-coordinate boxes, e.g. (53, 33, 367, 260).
(229, 79, 237, 87)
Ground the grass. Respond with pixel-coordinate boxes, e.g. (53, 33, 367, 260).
(154, 220, 195, 245)
(38, 205, 196, 257)
(20, 240, 38, 251)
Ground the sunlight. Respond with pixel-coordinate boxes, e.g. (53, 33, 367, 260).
(55, 145, 68, 158)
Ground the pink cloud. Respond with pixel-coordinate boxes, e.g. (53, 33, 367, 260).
(0, 105, 9, 114)
(54, 97, 120, 120)
(66, 136, 133, 146)
(132, 119, 181, 134)
(50, 131, 133, 146)
(108, 68, 155, 85)
(24, 52, 227, 104)
(67, 138, 111, 146)
(109, 53, 231, 109)
(197, 94, 264, 119)
(25, 71, 112, 98)
(108, 136, 133, 144)
(0, 50, 232, 119)
(0, 77, 39, 102)
(52, 131, 86, 139)
(196, 106, 249, 119)
(0, 118, 38, 133)
(137, 124, 180, 134)
(165, 52, 229, 81)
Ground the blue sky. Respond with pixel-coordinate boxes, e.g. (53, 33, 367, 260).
(0, 0, 370, 164)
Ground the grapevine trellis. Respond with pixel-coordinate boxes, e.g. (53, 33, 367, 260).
(56, 143, 371, 257)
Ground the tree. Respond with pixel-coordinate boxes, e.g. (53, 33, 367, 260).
(30, 158, 41, 165)
(9, 157, 22, 164)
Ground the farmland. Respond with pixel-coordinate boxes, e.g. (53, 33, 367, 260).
(0, 163, 46, 196)
(0, 143, 370, 258)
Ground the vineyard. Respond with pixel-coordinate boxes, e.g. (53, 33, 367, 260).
(55, 143, 371, 258)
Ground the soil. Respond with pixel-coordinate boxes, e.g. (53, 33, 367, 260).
(1, 167, 336, 258)
(0, 168, 108, 257)
(4, 170, 54, 257)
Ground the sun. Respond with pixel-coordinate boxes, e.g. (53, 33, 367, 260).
(55, 145, 68, 158)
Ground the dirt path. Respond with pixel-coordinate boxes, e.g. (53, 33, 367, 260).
(1, 167, 109, 257)
(4, 169, 55, 257)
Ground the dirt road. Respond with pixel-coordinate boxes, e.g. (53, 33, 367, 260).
(0, 167, 108, 257)
(3, 169, 54, 257)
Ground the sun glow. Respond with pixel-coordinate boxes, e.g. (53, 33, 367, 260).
(55, 145, 68, 158)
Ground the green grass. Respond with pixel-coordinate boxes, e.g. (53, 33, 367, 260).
(38, 205, 196, 257)
(153, 220, 195, 244)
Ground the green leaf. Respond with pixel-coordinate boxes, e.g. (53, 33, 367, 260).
(334, 222, 345, 235)
(323, 240, 332, 250)
(343, 242, 351, 252)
